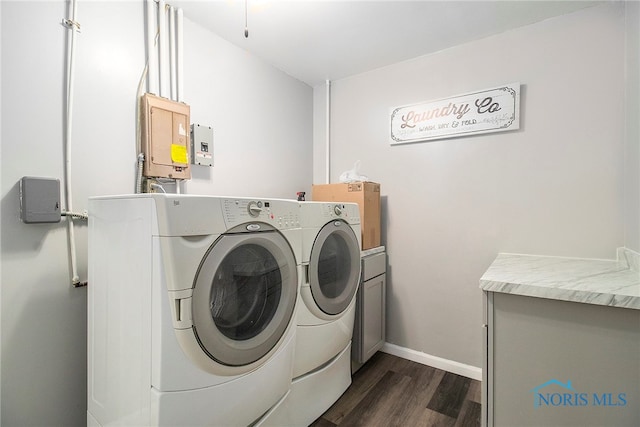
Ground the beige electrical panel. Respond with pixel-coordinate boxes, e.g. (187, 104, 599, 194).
(141, 93, 191, 179)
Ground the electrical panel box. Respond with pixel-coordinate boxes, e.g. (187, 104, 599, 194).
(190, 124, 213, 167)
(141, 93, 191, 179)
(20, 177, 61, 223)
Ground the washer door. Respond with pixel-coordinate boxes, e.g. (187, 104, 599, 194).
(191, 228, 297, 367)
(309, 220, 360, 315)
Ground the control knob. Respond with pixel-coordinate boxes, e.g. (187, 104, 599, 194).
(333, 204, 342, 216)
(247, 201, 263, 217)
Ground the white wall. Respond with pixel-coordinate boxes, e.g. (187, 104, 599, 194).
(313, 83, 329, 185)
(0, 1, 311, 425)
(317, 3, 628, 368)
(183, 15, 312, 198)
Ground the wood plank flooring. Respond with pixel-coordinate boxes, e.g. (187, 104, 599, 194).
(312, 352, 481, 427)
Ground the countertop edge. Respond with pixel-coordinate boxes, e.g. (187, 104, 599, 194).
(479, 248, 640, 310)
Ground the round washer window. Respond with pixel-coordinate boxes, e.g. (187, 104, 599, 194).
(191, 229, 297, 367)
(210, 244, 282, 341)
(309, 220, 360, 315)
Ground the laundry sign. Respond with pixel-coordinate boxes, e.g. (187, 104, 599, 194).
(390, 83, 520, 144)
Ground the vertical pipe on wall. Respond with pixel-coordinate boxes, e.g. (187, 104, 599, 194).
(146, 0, 158, 94)
(325, 80, 331, 184)
(176, 8, 184, 103)
(175, 9, 184, 194)
(158, 0, 168, 97)
(63, 0, 83, 287)
(169, 6, 176, 101)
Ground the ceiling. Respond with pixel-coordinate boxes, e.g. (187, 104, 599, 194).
(172, 0, 601, 87)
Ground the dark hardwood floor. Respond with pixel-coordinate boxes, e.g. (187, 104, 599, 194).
(312, 352, 481, 427)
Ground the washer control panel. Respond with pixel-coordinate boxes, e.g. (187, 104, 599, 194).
(223, 198, 300, 229)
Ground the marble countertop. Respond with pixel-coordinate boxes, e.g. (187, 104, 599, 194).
(480, 248, 640, 310)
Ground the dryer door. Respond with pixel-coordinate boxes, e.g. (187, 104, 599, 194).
(191, 229, 297, 367)
(309, 219, 361, 315)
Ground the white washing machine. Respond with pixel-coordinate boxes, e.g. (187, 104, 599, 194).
(87, 194, 301, 426)
(257, 201, 361, 426)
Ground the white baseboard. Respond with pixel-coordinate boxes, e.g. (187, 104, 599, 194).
(381, 342, 482, 381)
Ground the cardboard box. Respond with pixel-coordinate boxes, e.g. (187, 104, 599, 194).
(312, 181, 381, 250)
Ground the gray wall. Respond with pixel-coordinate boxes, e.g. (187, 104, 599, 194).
(313, 83, 329, 185)
(1, 1, 638, 425)
(0, 1, 312, 425)
(315, 3, 632, 368)
(625, 1, 640, 252)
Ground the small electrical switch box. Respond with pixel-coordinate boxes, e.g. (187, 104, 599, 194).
(20, 177, 61, 223)
(141, 93, 191, 179)
(190, 124, 213, 167)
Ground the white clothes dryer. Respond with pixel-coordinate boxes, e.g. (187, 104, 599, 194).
(87, 194, 301, 427)
(256, 201, 361, 426)
(296, 201, 361, 377)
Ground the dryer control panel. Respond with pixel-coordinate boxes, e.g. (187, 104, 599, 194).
(318, 203, 360, 224)
(222, 198, 300, 230)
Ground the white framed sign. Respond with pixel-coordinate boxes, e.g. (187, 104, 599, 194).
(390, 83, 520, 145)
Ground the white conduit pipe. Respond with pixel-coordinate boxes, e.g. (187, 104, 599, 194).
(176, 8, 184, 103)
(141, 0, 156, 194)
(325, 80, 331, 184)
(174, 9, 184, 194)
(158, 0, 168, 98)
(135, 58, 148, 194)
(169, 6, 176, 101)
(63, 0, 84, 287)
(146, 0, 158, 94)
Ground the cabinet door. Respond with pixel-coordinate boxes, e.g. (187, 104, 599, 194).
(353, 252, 386, 365)
(352, 274, 386, 363)
(360, 273, 386, 363)
(490, 292, 640, 427)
